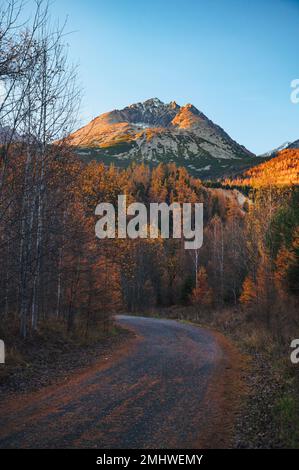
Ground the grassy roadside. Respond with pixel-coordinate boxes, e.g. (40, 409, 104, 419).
(142, 305, 299, 449)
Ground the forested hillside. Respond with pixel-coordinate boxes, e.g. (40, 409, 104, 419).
(227, 149, 299, 187)
(2, 147, 298, 349)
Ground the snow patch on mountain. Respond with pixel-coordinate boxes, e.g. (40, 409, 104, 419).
(260, 142, 291, 157)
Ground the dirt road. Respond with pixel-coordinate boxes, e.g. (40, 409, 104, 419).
(0, 315, 245, 448)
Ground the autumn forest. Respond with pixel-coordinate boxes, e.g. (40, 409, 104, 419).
(0, 0, 299, 451)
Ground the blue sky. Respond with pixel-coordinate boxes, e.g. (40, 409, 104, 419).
(53, 0, 299, 154)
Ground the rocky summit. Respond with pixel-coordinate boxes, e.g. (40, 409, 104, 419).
(69, 98, 266, 179)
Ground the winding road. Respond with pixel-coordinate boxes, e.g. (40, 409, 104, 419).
(0, 315, 243, 448)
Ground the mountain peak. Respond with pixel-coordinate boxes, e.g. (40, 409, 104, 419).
(143, 98, 164, 107)
(184, 103, 197, 110)
(69, 97, 256, 179)
(259, 139, 299, 158)
(128, 98, 181, 112)
(119, 98, 181, 127)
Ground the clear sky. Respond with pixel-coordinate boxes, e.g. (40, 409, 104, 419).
(52, 0, 299, 154)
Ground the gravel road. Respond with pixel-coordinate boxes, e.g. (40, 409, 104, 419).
(0, 315, 241, 449)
